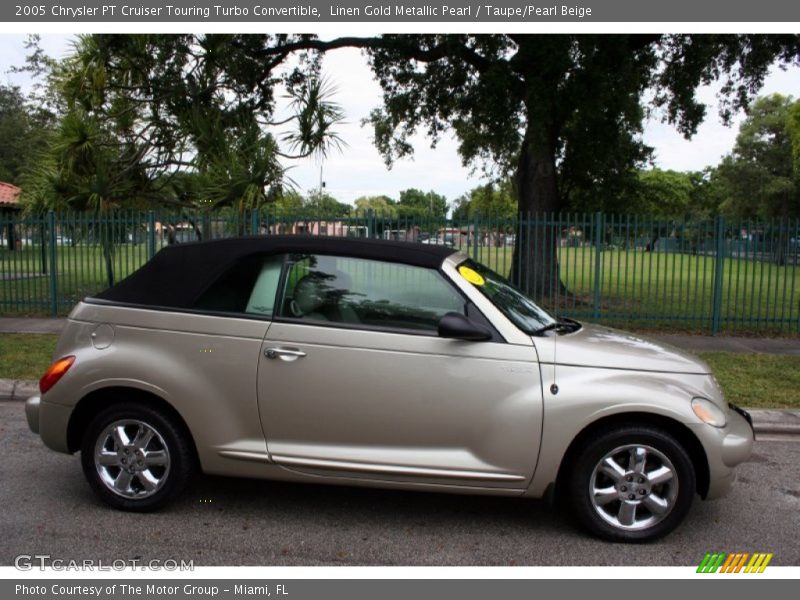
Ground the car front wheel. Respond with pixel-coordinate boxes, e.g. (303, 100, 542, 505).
(567, 425, 696, 542)
(80, 402, 195, 511)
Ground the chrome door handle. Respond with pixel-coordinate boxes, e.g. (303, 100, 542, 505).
(264, 347, 307, 360)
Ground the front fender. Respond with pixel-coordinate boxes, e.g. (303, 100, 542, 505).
(527, 365, 720, 497)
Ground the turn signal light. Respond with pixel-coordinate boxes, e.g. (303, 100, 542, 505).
(39, 356, 75, 394)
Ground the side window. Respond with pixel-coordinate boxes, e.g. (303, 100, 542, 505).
(193, 254, 283, 316)
(277, 254, 465, 333)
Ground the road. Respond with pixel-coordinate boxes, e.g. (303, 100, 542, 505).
(1, 402, 798, 566)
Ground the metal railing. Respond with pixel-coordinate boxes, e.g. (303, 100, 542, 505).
(1, 209, 798, 334)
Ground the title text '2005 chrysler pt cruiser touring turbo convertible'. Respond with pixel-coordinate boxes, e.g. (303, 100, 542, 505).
(25, 236, 754, 541)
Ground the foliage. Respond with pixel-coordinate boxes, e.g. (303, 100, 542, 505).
(353, 195, 397, 216)
(18, 34, 345, 216)
(353, 34, 800, 293)
(304, 190, 352, 216)
(396, 188, 448, 218)
(716, 94, 799, 220)
(451, 180, 516, 220)
(0, 83, 55, 185)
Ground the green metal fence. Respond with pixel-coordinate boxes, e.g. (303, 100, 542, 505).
(1, 209, 798, 334)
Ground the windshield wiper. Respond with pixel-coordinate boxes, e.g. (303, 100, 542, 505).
(532, 318, 580, 336)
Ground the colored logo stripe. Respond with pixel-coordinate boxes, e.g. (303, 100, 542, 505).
(697, 552, 773, 573)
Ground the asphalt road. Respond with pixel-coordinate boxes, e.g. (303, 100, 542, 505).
(1, 402, 798, 567)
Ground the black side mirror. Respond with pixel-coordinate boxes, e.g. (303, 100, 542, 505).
(438, 312, 492, 342)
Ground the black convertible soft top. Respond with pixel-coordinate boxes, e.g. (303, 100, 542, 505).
(92, 235, 458, 309)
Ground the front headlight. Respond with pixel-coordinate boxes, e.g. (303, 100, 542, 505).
(691, 397, 727, 428)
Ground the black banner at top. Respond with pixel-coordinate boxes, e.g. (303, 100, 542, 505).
(4, 0, 800, 23)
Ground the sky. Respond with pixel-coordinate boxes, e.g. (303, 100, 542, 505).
(2, 34, 799, 206)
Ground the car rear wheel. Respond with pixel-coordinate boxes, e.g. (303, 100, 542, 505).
(80, 402, 195, 511)
(567, 425, 696, 542)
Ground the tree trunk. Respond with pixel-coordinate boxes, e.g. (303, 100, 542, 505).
(510, 119, 567, 301)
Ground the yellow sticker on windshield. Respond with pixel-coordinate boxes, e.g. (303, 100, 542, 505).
(459, 266, 485, 286)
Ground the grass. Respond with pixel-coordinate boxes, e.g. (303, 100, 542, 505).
(0, 332, 796, 409)
(699, 352, 800, 409)
(0, 333, 57, 380)
(1, 242, 799, 333)
(471, 245, 800, 334)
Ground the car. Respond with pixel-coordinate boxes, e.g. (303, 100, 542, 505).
(25, 235, 754, 542)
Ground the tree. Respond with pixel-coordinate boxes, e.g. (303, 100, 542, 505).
(717, 95, 799, 220)
(0, 83, 54, 184)
(397, 188, 447, 219)
(304, 190, 352, 216)
(354, 194, 397, 216)
(25, 35, 345, 216)
(20, 34, 800, 295)
(451, 180, 517, 220)
(285, 34, 799, 297)
(715, 94, 799, 264)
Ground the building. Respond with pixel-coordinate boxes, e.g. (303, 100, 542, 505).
(0, 181, 22, 250)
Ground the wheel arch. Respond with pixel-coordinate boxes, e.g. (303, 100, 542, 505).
(553, 412, 710, 500)
(67, 386, 199, 462)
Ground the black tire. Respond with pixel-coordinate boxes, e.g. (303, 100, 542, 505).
(80, 402, 196, 511)
(566, 425, 696, 542)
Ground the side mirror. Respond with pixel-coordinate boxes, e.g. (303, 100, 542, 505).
(438, 312, 492, 342)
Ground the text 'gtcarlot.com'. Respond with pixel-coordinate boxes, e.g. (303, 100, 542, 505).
(13, 555, 194, 571)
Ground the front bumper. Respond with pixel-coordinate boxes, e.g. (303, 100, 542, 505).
(700, 404, 755, 500)
(25, 395, 41, 434)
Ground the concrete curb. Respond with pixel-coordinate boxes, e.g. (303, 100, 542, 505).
(1, 377, 798, 437)
(0, 378, 38, 402)
(0, 379, 39, 401)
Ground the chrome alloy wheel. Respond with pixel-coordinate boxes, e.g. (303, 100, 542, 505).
(589, 444, 678, 531)
(94, 419, 171, 499)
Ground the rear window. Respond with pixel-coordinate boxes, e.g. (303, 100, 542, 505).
(193, 254, 283, 316)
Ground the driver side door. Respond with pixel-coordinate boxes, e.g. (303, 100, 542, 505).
(257, 254, 543, 490)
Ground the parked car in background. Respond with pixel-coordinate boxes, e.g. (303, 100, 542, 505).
(25, 236, 753, 541)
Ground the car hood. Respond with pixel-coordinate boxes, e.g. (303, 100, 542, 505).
(535, 322, 711, 374)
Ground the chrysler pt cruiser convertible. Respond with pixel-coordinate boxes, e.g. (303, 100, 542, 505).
(25, 236, 754, 541)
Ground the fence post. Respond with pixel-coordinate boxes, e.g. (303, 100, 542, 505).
(47, 211, 58, 317)
(711, 215, 726, 336)
(250, 208, 259, 236)
(593, 211, 604, 320)
(473, 214, 480, 258)
(147, 210, 156, 259)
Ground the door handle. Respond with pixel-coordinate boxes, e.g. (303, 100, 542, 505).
(264, 347, 307, 360)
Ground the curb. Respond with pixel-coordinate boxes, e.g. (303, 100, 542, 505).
(0, 378, 38, 402)
(1, 377, 798, 437)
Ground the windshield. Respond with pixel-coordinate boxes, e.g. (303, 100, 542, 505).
(457, 259, 557, 335)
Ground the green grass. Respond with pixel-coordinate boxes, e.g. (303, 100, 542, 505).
(699, 352, 800, 409)
(0, 332, 796, 409)
(2, 243, 799, 333)
(470, 245, 800, 334)
(0, 333, 57, 380)
(0, 244, 149, 315)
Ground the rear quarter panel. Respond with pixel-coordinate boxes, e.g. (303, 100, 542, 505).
(42, 302, 271, 477)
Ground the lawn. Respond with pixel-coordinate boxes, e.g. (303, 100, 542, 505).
(700, 352, 800, 409)
(2, 240, 799, 334)
(0, 332, 797, 409)
(470, 245, 800, 334)
(0, 333, 57, 380)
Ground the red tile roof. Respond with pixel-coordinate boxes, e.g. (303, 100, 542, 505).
(0, 182, 21, 206)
